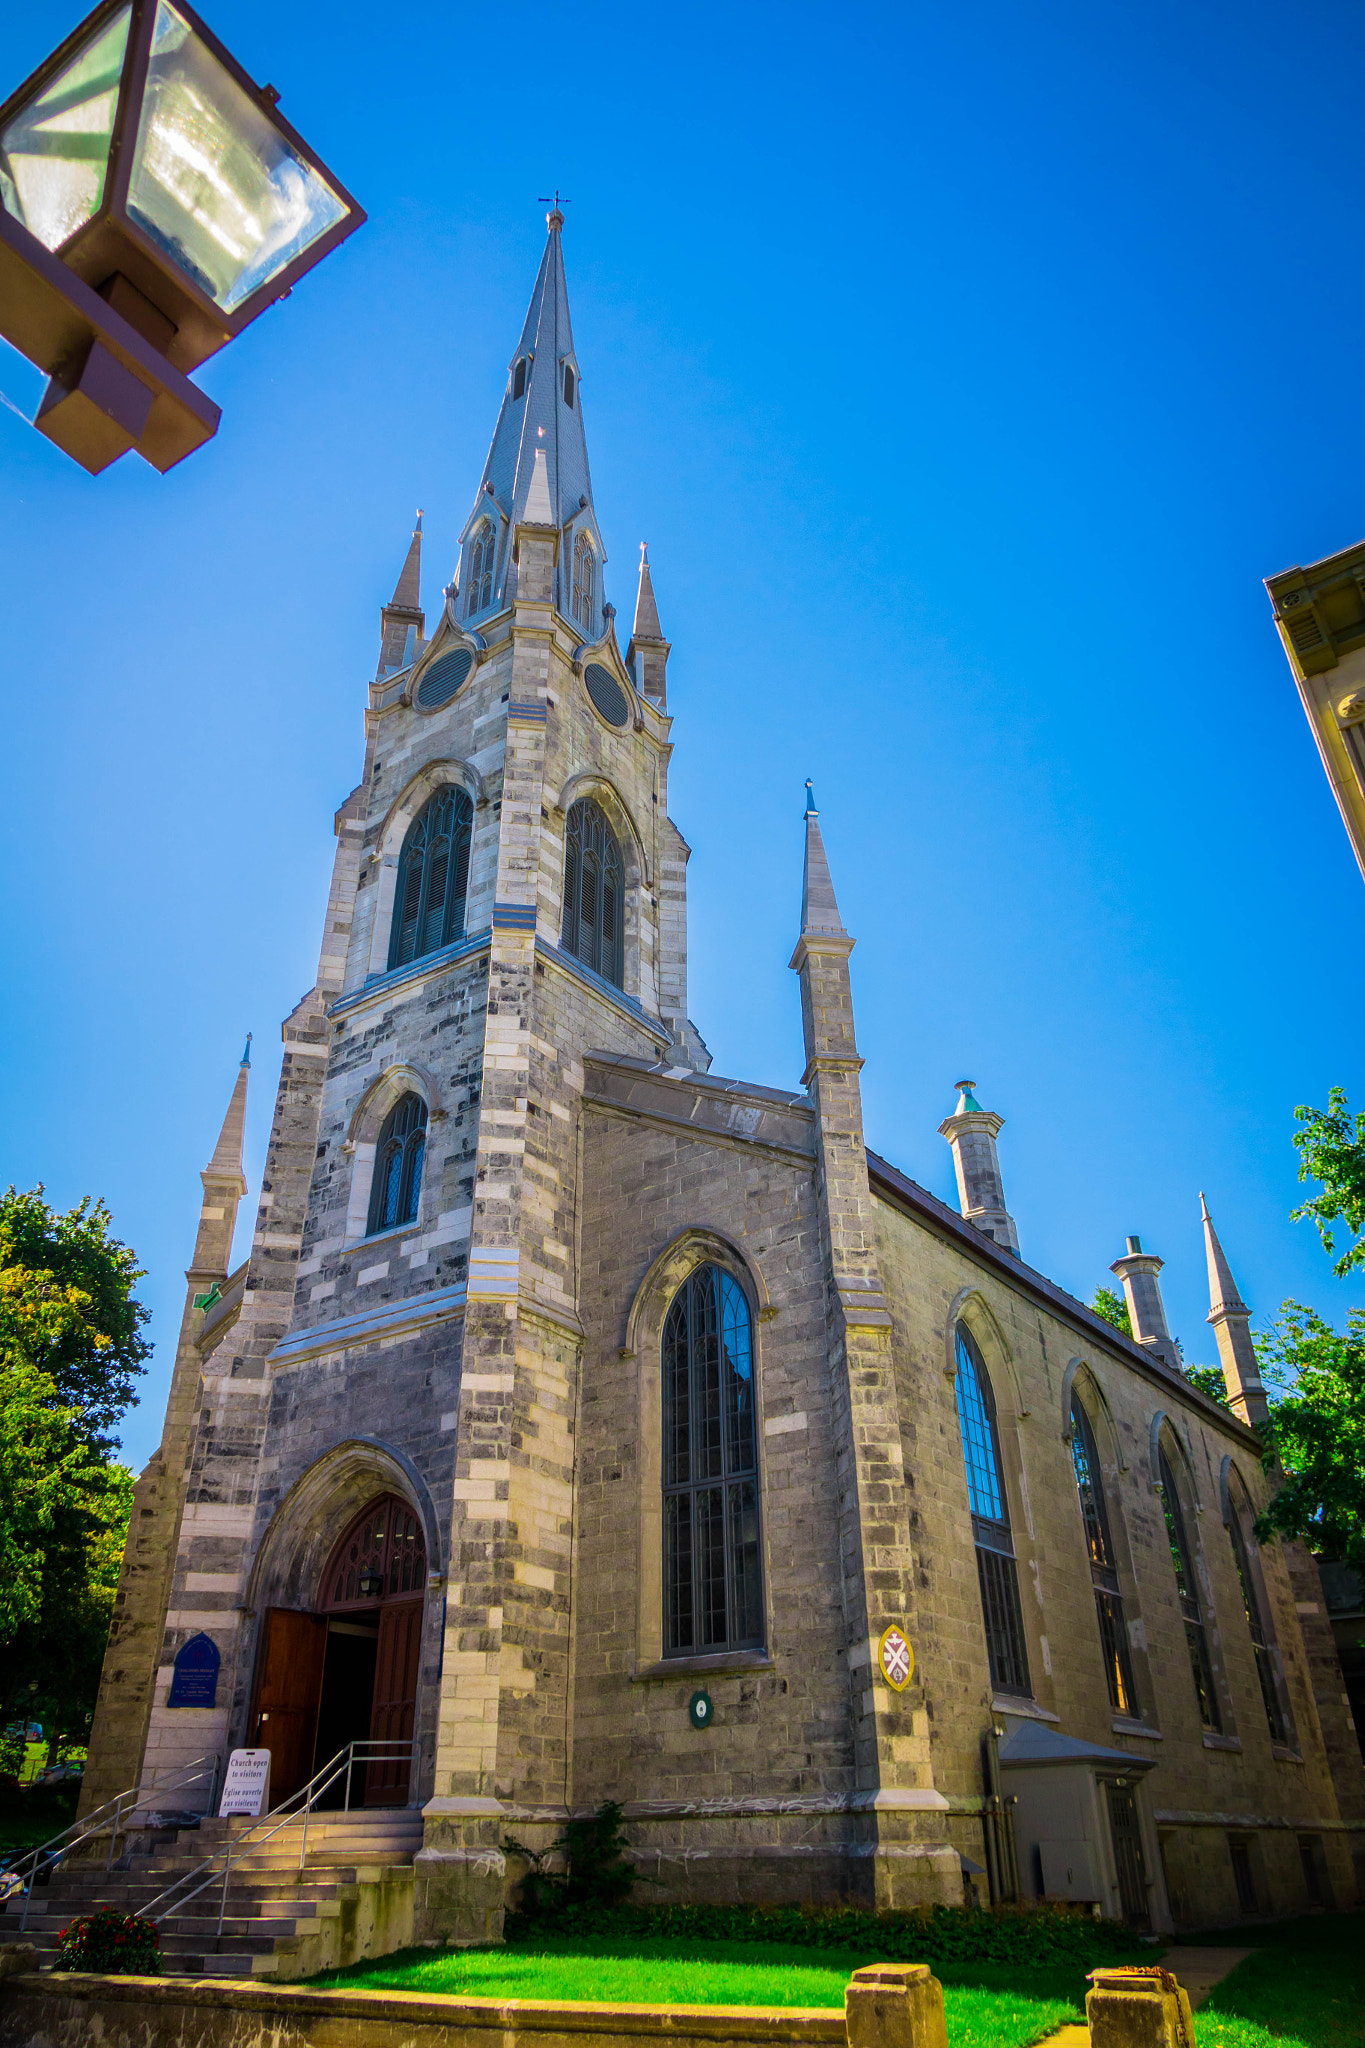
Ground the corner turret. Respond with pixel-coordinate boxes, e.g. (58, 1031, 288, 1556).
(378, 512, 424, 677)
(938, 1080, 1020, 1256)
(1201, 1194, 1270, 1426)
(1110, 1234, 1181, 1373)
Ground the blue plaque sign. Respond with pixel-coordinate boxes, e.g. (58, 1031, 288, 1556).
(167, 1632, 220, 1708)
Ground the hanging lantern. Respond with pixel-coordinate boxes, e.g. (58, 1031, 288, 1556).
(0, 0, 364, 473)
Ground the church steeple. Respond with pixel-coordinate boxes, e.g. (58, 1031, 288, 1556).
(378, 511, 425, 676)
(456, 208, 603, 629)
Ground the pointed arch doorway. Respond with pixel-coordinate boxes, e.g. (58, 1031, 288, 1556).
(250, 1493, 426, 1807)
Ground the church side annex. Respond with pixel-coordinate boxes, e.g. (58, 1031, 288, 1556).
(81, 210, 1365, 1947)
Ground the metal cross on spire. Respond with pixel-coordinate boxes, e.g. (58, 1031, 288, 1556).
(537, 190, 571, 210)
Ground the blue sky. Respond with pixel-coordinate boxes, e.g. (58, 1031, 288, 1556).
(3, 0, 1363, 1468)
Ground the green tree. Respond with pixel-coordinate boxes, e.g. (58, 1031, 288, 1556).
(1253, 1303, 1365, 1573)
(1183, 1364, 1230, 1407)
(1091, 1287, 1131, 1336)
(1291, 1086, 1365, 1279)
(0, 1188, 150, 1448)
(0, 1189, 147, 1773)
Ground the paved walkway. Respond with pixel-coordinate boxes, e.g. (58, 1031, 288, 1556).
(1040, 1946, 1254, 2047)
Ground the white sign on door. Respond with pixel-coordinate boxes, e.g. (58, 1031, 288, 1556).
(218, 1748, 271, 1817)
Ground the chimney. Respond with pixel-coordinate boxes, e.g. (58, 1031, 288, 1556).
(938, 1081, 1020, 1256)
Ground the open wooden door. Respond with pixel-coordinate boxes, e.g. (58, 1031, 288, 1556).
(365, 1597, 421, 1804)
(249, 1609, 327, 1806)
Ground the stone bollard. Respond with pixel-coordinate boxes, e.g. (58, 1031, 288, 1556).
(1087, 1966, 1196, 2048)
(846, 1963, 949, 2048)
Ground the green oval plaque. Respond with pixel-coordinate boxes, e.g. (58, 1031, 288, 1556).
(688, 1689, 713, 1730)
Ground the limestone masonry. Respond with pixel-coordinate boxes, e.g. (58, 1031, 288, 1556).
(81, 211, 1365, 1944)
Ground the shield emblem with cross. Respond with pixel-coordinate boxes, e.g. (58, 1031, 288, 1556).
(878, 1624, 914, 1692)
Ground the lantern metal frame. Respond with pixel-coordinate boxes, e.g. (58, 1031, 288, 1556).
(0, 0, 364, 473)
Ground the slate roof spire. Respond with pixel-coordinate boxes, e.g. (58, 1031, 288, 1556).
(799, 781, 850, 941)
(457, 208, 601, 623)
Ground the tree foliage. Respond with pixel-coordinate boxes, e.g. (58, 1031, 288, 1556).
(1091, 1286, 1131, 1336)
(0, 1187, 150, 1449)
(1253, 1302, 1365, 1573)
(1183, 1363, 1230, 1406)
(0, 1188, 146, 1771)
(1291, 1087, 1365, 1280)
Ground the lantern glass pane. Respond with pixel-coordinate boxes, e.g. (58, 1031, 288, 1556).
(0, 7, 131, 251)
(127, 0, 347, 313)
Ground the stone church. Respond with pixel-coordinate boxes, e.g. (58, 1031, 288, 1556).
(82, 210, 1365, 1947)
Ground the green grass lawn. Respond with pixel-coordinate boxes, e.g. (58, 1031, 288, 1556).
(309, 1935, 1088, 2048)
(1180, 1912, 1365, 2048)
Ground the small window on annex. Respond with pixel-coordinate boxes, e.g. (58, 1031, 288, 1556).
(954, 1325, 1030, 1698)
(561, 797, 623, 989)
(388, 786, 474, 971)
(662, 1264, 762, 1657)
(1157, 1436, 1221, 1731)
(464, 520, 496, 616)
(367, 1092, 427, 1236)
(1070, 1392, 1137, 1715)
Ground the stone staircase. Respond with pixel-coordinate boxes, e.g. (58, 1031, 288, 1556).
(0, 1807, 422, 1979)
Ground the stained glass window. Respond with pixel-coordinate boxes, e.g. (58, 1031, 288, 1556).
(663, 1266, 762, 1656)
(955, 1327, 1030, 1697)
(1071, 1393, 1136, 1715)
(366, 1092, 427, 1236)
(1158, 1443, 1221, 1731)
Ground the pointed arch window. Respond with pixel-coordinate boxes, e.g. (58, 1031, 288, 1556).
(1157, 1439, 1221, 1730)
(561, 797, 623, 988)
(367, 1092, 427, 1236)
(512, 357, 528, 400)
(955, 1326, 1030, 1697)
(663, 1265, 762, 1656)
(571, 530, 596, 632)
(1071, 1393, 1136, 1715)
(465, 519, 496, 615)
(563, 363, 575, 408)
(388, 785, 474, 970)
(1227, 1486, 1289, 1746)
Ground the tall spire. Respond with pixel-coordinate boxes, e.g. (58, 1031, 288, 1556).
(798, 781, 850, 942)
(378, 511, 425, 676)
(627, 542, 671, 706)
(1200, 1193, 1269, 1425)
(205, 1037, 250, 1191)
(457, 209, 602, 626)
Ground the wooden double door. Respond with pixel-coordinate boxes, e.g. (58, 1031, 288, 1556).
(249, 1494, 425, 1806)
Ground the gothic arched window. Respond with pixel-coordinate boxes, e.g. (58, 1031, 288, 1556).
(388, 785, 473, 971)
(465, 520, 495, 615)
(367, 1092, 427, 1236)
(662, 1264, 762, 1656)
(561, 797, 623, 988)
(1157, 1436, 1221, 1730)
(955, 1325, 1030, 1697)
(1071, 1392, 1136, 1715)
(571, 530, 595, 631)
(1227, 1478, 1289, 1746)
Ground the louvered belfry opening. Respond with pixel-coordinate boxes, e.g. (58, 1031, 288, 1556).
(954, 1325, 1030, 1698)
(464, 520, 496, 616)
(561, 797, 623, 988)
(1070, 1393, 1137, 1715)
(389, 786, 473, 970)
(662, 1265, 763, 1657)
(366, 1092, 427, 1236)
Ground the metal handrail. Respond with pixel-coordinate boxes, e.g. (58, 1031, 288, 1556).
(5, 1753, 221, 1933)
(142, 1739, 415, 1944)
